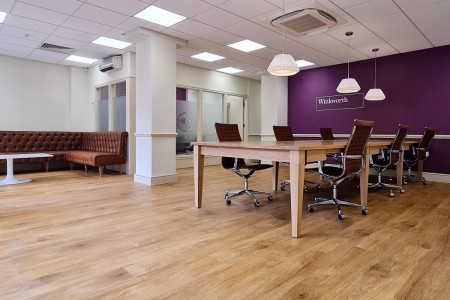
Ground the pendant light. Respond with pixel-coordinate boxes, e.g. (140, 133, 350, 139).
(336, 31, 360, 93)
(267, 0, 299, 76)
(365, 48, 386, 101)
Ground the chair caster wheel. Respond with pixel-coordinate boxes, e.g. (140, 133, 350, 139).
(389, 192, 394, 197)
(362, 208, 368, 215)
(423, 182, 427, 185)
(254, 201, 260, 207)
(338, 213, 344, 220)
(304, 187, 309, 192)
(317, 185, 321, 189)
(280, 186, 285, 191)
(308, 207, 315, 213)
(400, 189, 405, 193)
(226, 199, 231, 205)
(268, 195, 273, 201)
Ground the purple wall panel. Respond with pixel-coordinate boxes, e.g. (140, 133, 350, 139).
(288, 45, 450, 174)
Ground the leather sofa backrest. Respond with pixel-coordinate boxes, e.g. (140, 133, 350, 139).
(0, 131, 83, 152)
(80, 131, 128, 157)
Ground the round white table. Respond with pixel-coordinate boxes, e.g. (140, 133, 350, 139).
(0, 153, 53, 185)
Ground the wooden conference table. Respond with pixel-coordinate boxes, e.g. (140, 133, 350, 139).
(193, 139, 418, 238)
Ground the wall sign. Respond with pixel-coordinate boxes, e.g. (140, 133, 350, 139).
(316, 93, 364, 111)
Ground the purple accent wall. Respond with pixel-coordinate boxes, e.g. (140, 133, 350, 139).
(288, 45, 450, 175)
(177, 87, 187, 101)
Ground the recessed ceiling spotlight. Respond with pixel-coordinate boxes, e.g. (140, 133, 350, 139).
(191, 52, 224, 62)
(135, 5, 186, 27)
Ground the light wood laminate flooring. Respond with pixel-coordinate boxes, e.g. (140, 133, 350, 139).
(0, 166, 449, 299)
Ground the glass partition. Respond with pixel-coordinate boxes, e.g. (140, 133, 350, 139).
(113, 82, 126, 131)
(176, 88, 198, 155)
(202, 91, 223, 142)
(98, 86, 109, 131)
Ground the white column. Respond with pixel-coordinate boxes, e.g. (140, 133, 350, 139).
(260, 74, 288, 141)
(127, 28, 179, 185)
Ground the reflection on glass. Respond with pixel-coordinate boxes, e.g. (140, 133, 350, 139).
(113, 82, 126, 131)
(202, 91, 223, 142)
(176, 88, 198, 155)
(98, 86, 108, 131)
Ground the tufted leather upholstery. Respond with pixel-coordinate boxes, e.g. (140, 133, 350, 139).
(0, 131, 128, 176)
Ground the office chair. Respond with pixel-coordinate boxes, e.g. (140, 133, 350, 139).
(308, 119, 375, 220)
(319, 127, 335, 140)
(369, 124, 409, 197)
(403, 127, 437, 185)
(319, 127, 343, 169)
(272, 125, 320, 191)
(214, 123, 273, 207)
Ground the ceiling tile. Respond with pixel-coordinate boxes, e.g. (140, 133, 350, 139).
(219, 0, 278, 19)
(11, 2, 69, 25)
(5, 15, 58, 34)
(154, 0, 213, 18)
(193, 7, 244, 29)
(62, 16, 111, 35)
(404, 0, 450, 22)
(224, 20, 272, 39)
(86, 0, 149, 16)
(73, 3, 129, 27)
(344, 0, 402, 22)
(170, 19, 218, 37)
(0, 0, 15, 12)
(395, 0, 445, 10)
(52, 27, 98, 43)
(364, 13, 413, 33)
(416, 16, 450, 47)
(44, 35, 88, 50)
(0, 33, 41, 48)
(0, 24, 49, 42)
(18, 0, 82, 14)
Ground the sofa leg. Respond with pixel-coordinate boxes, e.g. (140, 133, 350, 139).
(45, 162, 49, 172)
(99, 166, 104, 177)
(119, 164, 123, 174)
(85, 165, 88, 174)
(70, 162, 74, 170)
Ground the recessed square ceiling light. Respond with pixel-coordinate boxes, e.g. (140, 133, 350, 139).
(217, 67, 243, 74)
(296, 59, 315, 67)
(92, 37, 131, 49)
(228, 39, 266, 52)
(191, 52, 224, 62)
(134, 5, 186, 27)
(0, 11, 7, 23)
(66, 55, 98, 64)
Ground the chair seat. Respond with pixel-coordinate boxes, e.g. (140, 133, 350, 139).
(234, 162, 272, 171)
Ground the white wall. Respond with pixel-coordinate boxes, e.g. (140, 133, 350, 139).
(0, 54, 88, 131)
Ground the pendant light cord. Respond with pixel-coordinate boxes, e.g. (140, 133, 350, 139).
(347, 34, 350, 78)
(374, 51, 377, 88)
(282, 0, 285, 54)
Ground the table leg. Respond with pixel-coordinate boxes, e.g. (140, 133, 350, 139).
(194, 145, 204, 208)
(0, 158, 31, 185)
(272, 161, 279, 191)
(360, 150, 370, 207)
(396, 150, 405, 187)
(290, 150, 305, 238)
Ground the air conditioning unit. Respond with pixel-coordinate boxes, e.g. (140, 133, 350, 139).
(99, 55, 122, 72)
(269, 1, 346, 36)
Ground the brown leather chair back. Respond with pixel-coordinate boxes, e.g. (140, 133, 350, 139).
(319, 127, 335, 140)
(273, 126, 295, 141)
(389, 124, 409, 165)
(344, 119, 375, 174)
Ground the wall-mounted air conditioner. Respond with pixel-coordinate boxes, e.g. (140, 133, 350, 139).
(99, 55, 122, 72)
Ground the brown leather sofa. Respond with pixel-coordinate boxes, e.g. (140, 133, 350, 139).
(0, 131, 128, 177)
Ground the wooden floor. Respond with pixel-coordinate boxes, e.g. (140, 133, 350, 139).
(0, 166, 449, 299)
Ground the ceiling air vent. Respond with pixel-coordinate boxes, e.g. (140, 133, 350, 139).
(269, 2, 345, 36)
(39, 43, 75, 54)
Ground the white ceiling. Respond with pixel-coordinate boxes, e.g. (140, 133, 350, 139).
(0, 0, 449, 80)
